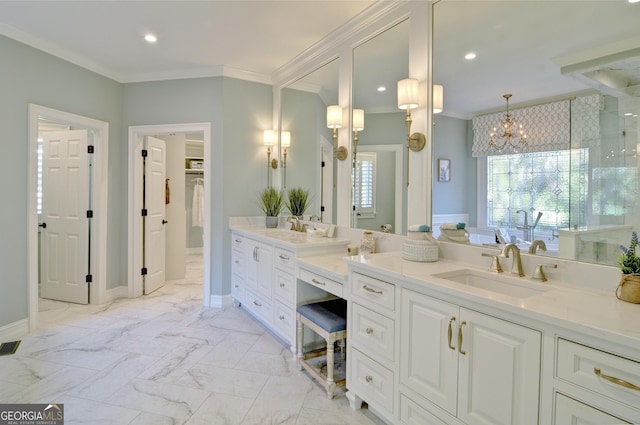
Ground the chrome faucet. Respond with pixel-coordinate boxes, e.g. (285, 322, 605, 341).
(529, 239, 547, 254)
(287, 216, 302, 232)
(500, 243, 525, 277)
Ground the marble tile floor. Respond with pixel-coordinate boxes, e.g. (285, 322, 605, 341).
(1, 254, 385, 425)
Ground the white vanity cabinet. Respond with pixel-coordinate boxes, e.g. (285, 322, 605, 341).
(272, 247, 296, 342)
(552, 338, 640, 423)
(231, 234, 246, 304)
(347, 272, 397, 420)
(399, 288, 541, 425)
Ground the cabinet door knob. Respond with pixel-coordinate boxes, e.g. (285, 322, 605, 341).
(280, 283, 285, 288)
(279, 315, 285, 320)
(366, 327, 374, 335)
(458, 321, 467, 355)
(447, 317, 457, 351)
(365, 375, 373, 383)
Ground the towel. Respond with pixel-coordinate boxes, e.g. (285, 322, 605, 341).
(440, 222, 458, 230)
(192, 182, 204, 227)
(408, 224, 431, 232)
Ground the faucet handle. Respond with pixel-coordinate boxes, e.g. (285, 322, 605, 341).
(532, 263, 557, 282)
(482, 252, 503, 273)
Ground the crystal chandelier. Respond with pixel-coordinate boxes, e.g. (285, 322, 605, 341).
(489, 94, 527, 150)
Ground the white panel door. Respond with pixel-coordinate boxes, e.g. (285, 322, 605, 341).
(40, 129, 90, 304)
(400, 289, 459, 416)
(144, 136, 166, 294)
(457, 309, 541, 425)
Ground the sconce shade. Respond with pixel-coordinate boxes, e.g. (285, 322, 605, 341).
(263, 130, 276, 146)
(353, 109, 365, 131)
(433, 84, 444, 114)
(397, 78, 419, 110)
(281, 131, 291, 147)
(327, 105, 343, 129)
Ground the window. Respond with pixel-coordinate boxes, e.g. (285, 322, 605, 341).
(354, 152, 376, 218)
(486, 149, 589, 231)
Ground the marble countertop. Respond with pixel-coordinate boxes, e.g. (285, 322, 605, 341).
(345, 252, 640, 354)
(296, 253, 349, 283)
(230, 225, 349, 251)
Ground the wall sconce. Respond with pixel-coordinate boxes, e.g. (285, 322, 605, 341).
(281, 131, 291, 188)
(263, 130, 278, 187)
(327, 105, 348, 160)
(397, 78, 426, 186)
(352, 109, 364, 169)
(433, 84, 444, 114)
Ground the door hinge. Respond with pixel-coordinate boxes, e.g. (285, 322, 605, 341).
(87, 145, 95, 154)
(321, 206, 325, 212)
(141, 267, 147, 276)
(141, 209, 147, 217)
(321, 161, 325, 168)
(353, 205, 356, 211)
(85, 274, 92, 283)
(86, 210, 93, 218)
(141, 149, 148, 157)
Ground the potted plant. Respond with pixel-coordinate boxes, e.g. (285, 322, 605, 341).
(285, 187, 310, 218)
(259, 187, 284, 228)
(617, 231, 640, 303)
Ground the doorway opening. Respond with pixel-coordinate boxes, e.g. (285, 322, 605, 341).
(27, 104, 110, 332)
(128, 123, 212, 305)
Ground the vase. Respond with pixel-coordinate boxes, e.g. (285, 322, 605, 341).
(616, 274, 640, 303)
(265, 216, 278, 228)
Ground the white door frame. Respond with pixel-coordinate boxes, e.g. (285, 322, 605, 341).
(128, 123, 211, 304)
(27, 104, 110, 331)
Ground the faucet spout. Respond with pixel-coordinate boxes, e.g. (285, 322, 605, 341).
(287, 216, 301, 232)
(500, 243, 525, 277)
(529, 239, 547, 254)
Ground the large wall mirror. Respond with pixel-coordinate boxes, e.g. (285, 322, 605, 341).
(281, 58, 339, 224)
(352, 19, 409, 235)
(432, 0, 640, 268)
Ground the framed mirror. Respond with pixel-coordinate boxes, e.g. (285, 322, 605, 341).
(281, 58, 340, 223)
(352, 19, 410, 234)
(432, 0, 640, 268)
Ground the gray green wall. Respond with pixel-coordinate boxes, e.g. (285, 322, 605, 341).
(0, 34, 273, 328)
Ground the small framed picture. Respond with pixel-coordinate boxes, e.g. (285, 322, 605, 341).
(438, 158, 451, 182)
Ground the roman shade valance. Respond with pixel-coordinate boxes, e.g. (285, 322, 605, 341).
(471, 94, 603, 157)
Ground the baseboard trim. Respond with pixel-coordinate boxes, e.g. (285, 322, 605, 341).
(0, 318, 29, 341)
(104, 285, 129, 303)
(210, 294, 233, 308)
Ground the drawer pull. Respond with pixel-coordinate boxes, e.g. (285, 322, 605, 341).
(594, 368, 640, 392)
(362, 285, 383, 295)
(279, 315, 285, 320)
(366, 327, 374, 335)
(458, 321, 467, 355)
(234, 284, 239, 288)
(234, 260, 239, 264)
(312, 278, 325, 286)
(279, 283, 285, 288)
(447, 317, 457, 351)
(253, 300, 262, 307)
(235, 239, 241, 243)
(279, 254, 290, 260)
(365, 375, 373, 383)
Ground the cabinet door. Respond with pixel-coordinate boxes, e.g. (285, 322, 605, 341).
(245, 239, 272, 298)
(400, 289, 459, 416)
(245, 239, 259, 291)
(554, 393, 631, 425)
(457, 309, 541, 425)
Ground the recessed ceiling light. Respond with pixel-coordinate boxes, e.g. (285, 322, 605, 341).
(377, 86, 386, 92)
(465, 52, 477, 60)
(144, 34, 157, 43)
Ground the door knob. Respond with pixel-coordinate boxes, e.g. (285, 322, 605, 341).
(162, 219, 168, 224)
(38, 222, 47, 229)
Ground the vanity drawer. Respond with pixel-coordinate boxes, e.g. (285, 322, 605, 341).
(299, 268, 343, 298)
(273, 267, 295, 304)
(400, 394, 449, 425)
(557, 338, 640, 410)
(351, 302, 395, 363)
(231, 273, 244, 299)
(274, 247, 295, 272)
(350, 347, 394, 414)
(245, 289, 272, 323)
(351, 273, 395, 313)
(554, 393, 631, 424)
(273, 300, 295, 344)
(231, 234, 244, 251)
(231, 249, 245, 276)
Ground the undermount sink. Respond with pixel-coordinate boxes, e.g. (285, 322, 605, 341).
(433, 269, 552, 299)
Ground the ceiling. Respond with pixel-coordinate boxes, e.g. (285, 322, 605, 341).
(0, 0, 376, 83)
(1, 1, 639, 118)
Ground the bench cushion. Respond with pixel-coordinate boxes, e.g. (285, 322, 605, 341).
(297, 299, 347, 333)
